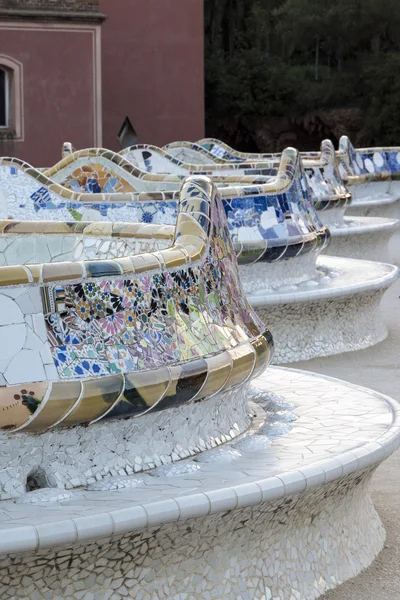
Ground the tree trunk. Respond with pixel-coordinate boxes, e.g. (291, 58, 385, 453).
(315, 36, 320, 81)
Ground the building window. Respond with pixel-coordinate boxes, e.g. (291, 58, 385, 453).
(0, 68, 9, 128)
(0, 56, 24, 140)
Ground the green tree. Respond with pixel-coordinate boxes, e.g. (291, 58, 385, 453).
(204, 0, 400, 149)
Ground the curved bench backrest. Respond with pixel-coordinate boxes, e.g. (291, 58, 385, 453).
(0, 220, 174, 265)
(44, 148, 185, 193)
(218, 148, 329, 262)
(164, 141, 228, 165)
(0, 149, 329, 264)
(337, 135, 393, 182)
(173, 139, 350, 212)
(120, 144, 276, 176)
(301, 140, 351, 211)
(0, 176, 271, 433)
(0, 155, 183, 222)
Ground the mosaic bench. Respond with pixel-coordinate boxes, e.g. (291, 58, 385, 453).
(0, 148, 329, 274)
(57, 141, 371, 263)
(182, 137, 399, 262)
(59, 140, 399, 262)
(0, 175, 272, 500)
(0, 368, 398, 600)
(337, 135, 400, 218)
(165, 139, 351, 226)
(1, 146, 398, 359)
(0, 150, 397, 364)
(44, 146, 277, 192)
(122, 141, 351, 225)
(0, 177, 399, 600)
(302, 141, 399, 263)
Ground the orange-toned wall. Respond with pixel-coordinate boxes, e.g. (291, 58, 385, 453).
(100, 0, 205, 150)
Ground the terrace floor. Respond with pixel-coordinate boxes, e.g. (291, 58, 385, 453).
(291, 230, 400, 599)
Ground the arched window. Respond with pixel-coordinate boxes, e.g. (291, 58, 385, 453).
(0, 67, 9, 128)
(0, 56, 24, 140)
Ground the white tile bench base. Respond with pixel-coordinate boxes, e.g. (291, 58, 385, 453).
(346, 181, 400, 218)
(0, 367, 398, 600)
(316, 205, 347, 227)
(324, 217, 398, 263)
(251, 256, 398, 363)
(0, 384, 250, 501)
(346, 198, 400, 219)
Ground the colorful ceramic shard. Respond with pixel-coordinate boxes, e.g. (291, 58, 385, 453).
(0, 147, 397, 364)
(182, 137, 399, 262)
(0, 174, 399, 600)
(337, 135, 400, 218)
(0, 175, 272, 496)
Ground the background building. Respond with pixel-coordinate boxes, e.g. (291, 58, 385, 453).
(0, 0, 204, 165)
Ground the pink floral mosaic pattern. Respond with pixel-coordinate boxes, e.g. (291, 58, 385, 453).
(44, 178, 266, 380)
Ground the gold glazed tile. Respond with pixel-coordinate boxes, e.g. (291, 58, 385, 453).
(22, 381, 82, 432)
(162, 248, 188, 269)
(113, 256, 135, 274)
(117, 368, 171, 415)
(174, 234, 205, 262)
(25, 264, 42, 282)
(224, 344, 256, 390)
(0, 265, 30, 286)
(191, 351, 233, 401)
(41, 261, 84, 284)
(160, 359, 208, 409)
(131, 253, 163, 274)
(251, 335, 272, 379)
(0, 383, 49, 431)
(175, 213, 208, 240)
(60, 375, 125, 426)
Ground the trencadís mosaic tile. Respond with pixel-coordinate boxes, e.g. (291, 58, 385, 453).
(0, 176, 272, 433)
(0, 149, 330, 265)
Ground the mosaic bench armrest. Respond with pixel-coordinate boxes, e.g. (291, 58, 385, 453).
(337, 136, 400, 184)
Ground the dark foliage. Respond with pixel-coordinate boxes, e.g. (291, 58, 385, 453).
(205, 0, 400, 150)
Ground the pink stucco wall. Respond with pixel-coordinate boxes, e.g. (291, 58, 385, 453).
(0, 1, 204, 164)
(0, 22, 99, 165)
(100, 0, 205, 150)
